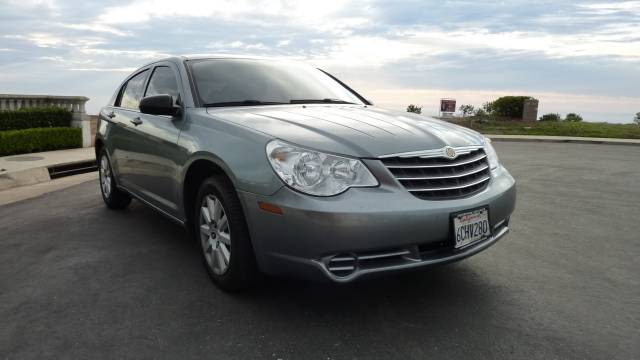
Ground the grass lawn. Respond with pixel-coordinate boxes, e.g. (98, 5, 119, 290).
(445, 119, 640, 139)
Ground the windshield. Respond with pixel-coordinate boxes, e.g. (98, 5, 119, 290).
(188, 59, 365, 107)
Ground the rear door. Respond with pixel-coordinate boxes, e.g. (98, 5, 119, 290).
(125, 63, 184, 216)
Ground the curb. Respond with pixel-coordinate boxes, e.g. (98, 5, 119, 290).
(0, 167, 51, 191)
(486, 135, 640, 146)
(0, 159, 95, 191)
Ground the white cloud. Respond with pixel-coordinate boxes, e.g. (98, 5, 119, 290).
(69, 67, 137, 72)
(404, 27, 640, 61)
(2, 0, 57, 12)
(307, 24, 640, 70)
(207, 41, 270, 51)
(79, 48, 170, 59)
(61, 23, 129, 36)
(315, 36, 434, 67)
(96, 0, 351, 25)
(578, 1, 640, 14)
(4, 33, 61, 48)
(0, 0, 638, 121)
(39, 56, 65, 62)
(4, 33, 105, 48)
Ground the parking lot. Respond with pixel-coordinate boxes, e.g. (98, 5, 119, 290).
(1, 142, 638, 359)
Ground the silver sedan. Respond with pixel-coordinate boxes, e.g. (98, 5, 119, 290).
(95, 56, 516, 290)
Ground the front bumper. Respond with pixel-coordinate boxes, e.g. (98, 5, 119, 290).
(238, 162, 516, 282)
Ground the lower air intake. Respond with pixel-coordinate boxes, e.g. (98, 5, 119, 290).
(327, 253, 357, 277)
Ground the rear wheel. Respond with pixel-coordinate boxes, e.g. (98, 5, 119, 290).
(99, 150, 131, 210)
(194, 176, 257, 291)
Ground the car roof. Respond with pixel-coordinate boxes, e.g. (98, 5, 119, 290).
(138, 54, 294, 69)
(181, 54, 278, 61)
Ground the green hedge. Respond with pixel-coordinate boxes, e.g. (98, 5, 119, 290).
(447, 119, 640, 139)
(0, 127, 82, 156)
(0, 107, 72, 131)
(539, 113, 562, 122)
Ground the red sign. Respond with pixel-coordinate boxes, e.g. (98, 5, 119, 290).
(440, 99, 456, 113)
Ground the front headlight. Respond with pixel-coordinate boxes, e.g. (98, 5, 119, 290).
(266, 139, 378, 196)
(484, 137, 500, 170)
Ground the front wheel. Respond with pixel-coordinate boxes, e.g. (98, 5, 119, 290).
(98, 150, 131, 210)
(194, 176, 257, 291)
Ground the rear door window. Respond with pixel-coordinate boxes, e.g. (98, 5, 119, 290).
(118, 70, 149, 110)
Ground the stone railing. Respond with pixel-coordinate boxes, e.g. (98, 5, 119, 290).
(0, 94, 89, 113)
(0, 94, 92, 148)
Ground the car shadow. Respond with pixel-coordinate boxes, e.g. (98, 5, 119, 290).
(120, 200, 509, 337)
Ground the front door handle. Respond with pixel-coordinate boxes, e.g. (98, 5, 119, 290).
(130, 117, 143, 126)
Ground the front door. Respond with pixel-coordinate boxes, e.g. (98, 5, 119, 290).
(123, 64, 184, 217)
(108, 68, 150, 190)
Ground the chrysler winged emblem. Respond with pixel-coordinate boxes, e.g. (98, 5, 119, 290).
(444, 146, 457, 159)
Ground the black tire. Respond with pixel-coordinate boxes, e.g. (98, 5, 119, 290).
(194, 175, 257, 291)
(98, 149, 131, 210)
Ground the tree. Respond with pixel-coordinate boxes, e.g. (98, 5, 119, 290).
(634, 112, 640, 125)
(474, 108, 490, 122)
(491, 96, 537, 119)
(459, 104, 475, 117)
(481, 101, 494, 114)
(539, 113, 562, 122)
(565, 113, 583, 122)
(406, 104, 422, 114)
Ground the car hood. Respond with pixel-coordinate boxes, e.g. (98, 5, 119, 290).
(206, 104, 485, 157)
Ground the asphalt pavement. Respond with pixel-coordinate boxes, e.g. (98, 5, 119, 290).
(1, 142, 638, 359)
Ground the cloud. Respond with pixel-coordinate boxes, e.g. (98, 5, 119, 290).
(207, 41, 270, 51)
(4, 33, 62, 48)
(578, 1, 640, 14)
(0, 0, 638, 122)
(61, 23, 129, 36)
(69, 67, 137, 72)
(316, 36, 433, 67)
(95, 0, 356, 29)
(78, 48, 170, 59)
(404, 27, 640, 61)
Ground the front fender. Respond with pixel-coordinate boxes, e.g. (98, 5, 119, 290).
(178, 109, 283, 196)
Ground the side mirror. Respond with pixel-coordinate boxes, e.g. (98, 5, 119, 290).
(139, 94, 179, 116)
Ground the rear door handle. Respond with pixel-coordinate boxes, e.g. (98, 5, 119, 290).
(130, 117, 143, 126)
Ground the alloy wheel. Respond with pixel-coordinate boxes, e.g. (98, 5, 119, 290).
(100, 155, 112, 198)
(200, 194, 232, 275)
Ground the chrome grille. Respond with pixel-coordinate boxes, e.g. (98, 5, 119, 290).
(381, 147, 491, 200)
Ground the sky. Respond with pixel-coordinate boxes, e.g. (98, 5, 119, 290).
(0, 0, 638, 122)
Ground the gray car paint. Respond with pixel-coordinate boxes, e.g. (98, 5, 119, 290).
(207, 104, 485, 157)
(97, 55, 516, 282)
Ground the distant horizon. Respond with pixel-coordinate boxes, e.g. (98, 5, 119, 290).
(3, 86, 638, 124)
(1, 0, 638, 123)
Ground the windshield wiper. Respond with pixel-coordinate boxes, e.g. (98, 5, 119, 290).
(289, 98, 356, 105)
(203, 100, 287, 107)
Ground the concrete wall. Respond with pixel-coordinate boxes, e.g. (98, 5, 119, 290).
(523, 99, 539, 122)
(88, 115, 98, 146)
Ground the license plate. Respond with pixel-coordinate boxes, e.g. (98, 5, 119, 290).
(453, 208, 491, 249)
